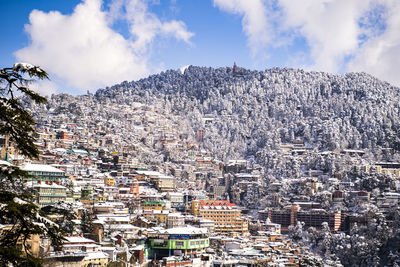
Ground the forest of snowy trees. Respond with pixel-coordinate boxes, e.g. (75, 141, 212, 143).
(96, 66, 400, 163)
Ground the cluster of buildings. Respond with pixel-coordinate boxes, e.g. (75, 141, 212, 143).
(264, 143, 400, 233)
(0, 99, 326, 266)
(3, 95, 399, 266)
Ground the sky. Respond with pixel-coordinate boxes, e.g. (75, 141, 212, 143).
(1, 0, 399, 96)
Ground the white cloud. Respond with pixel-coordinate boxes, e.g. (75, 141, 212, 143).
(278, 0, 400, 85)
(347, 0, 400, 86)
(277, 0, 374, 73)
(122, 0, 194, 52)
(213, 0, 272, 55)
(213, 0, 400, 86)
(15, 0, 194, 93)
(30, 80, 58, 97)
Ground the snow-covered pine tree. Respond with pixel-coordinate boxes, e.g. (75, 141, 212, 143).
(0, 64, 64, 266)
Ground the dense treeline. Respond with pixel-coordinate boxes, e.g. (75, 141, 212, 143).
(96, 66, 400, 163)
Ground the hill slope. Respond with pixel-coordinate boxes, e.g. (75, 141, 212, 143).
(95, 66, 400, 163)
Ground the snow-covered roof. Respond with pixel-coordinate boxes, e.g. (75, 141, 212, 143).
(168, 213, 184, 217)
(0, 160, 12, 166)
(64, 243, 98, 248)
(93, 202, 125, 207)
(33, 183, 66, 189)
(84, 251, 109, 260)
(198, 218, 214, 223)
(109, 224, 138, 230)
(235, 173, 254, 177)
(138, 209, 169, 215)
(100, 246, 116, 252)
(135, 170, 162, 176)
(53, 148, 67, 153)
(96, 214, 131, 223)
(64, 236, 95, 244)
(71, 149, 88, 154)
(21, 163, 64, 173)
(167, 192, 183, 196)
(157, 226, 208, 235)
(156, 175, 175, 180)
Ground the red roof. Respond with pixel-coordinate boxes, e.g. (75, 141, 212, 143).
(199, 200, 236, 207)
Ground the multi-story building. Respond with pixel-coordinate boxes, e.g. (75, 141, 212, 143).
(141, 201, 167, 210)
(104, 176, 115, 186)
(165, 192, 184, 208)
(191, 200, 248, 233)
(140, 209, 170, 225)
(33, 182, 67, 207)
(21, 163, 65, 183)
(56, 131, 73, 140)
(167, 213, 185, 228)
(368, 162, 400, 178)
(191, 200, 235, 216)
(93, 202, 125, 214)
(150, 175, 175, 192)
(268, 205, 343, 232)
(62, 236, 109, 266)
(148, 226, 209, 259)
(36, 130, 56, 141)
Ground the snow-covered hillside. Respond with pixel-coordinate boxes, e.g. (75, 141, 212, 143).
(96, 66, 400, 162)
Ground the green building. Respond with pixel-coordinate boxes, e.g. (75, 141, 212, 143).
(21, 163, 66, 182)
(33, 183, 67, 207)
(148, 226, 209, 260)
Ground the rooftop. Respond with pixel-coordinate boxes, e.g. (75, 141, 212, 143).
(156, 226, 208, 235)
(64, 236, 96, 244)
(135, 170, 162, 176)
(21, 163, 64, 173)
(0, 160, 12, 166)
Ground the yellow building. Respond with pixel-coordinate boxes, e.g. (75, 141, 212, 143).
(36, 131, 56, 140)
(141, 201, 166, 210)
(105, 177, 115, 186)
(0, 135, 10, 160)
(192, 200, 248, 233)
(140, 209, 170, 224)
(2, 225, 42, 258)
(364, 163, 400, 178)
(382, 168, 400, 177)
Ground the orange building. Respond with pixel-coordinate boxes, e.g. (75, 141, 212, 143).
(56, 131, 73, 140)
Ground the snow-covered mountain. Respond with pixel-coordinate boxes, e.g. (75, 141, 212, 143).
(95, 66, 400, 162)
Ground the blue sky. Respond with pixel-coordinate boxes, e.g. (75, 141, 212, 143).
(1, 0, 399, 95)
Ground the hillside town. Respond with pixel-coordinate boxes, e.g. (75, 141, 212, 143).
(4, 0, 400, 265)
(0, 98, 320, 266)
(2, 90, 400, 266)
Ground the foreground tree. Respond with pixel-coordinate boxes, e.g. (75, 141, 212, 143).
(0, 63, 64, 266)
(80, 209, 94, 236)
